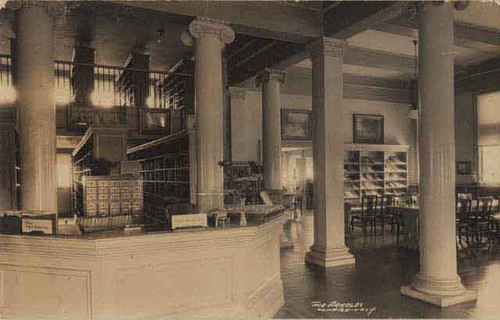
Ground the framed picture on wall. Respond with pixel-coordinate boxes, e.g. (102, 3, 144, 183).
(281, 109, 312, 140)
(457, 161, 472, 175)
(353, 114, 384, 144)
(140, 109, 170, 134)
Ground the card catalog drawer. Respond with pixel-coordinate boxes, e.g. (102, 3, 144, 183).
(110, 193, 121, 201)
(110, 180, 121, 188)
(98, 193, 109, 201)
(98, 202, 109, 215)
(86, 187, 97, 194)
(98, 180, 110, 188)
(86, 180, 97, 187)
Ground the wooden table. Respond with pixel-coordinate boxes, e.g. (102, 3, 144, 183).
(344, 204, 420, 249)
(395, 205, 419, 250)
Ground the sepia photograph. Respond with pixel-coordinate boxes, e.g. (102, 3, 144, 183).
(0, 0, 499, 319)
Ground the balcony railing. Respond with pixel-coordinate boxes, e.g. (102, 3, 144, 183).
(56, 60, 194, 134)
(0, 55, 194, 135)
(67, 102, 127, 127)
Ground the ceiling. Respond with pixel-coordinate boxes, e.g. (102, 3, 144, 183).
(294, 1, 500, 81)
(0, 1, 498, 86)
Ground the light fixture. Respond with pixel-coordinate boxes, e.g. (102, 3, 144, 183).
(408, 39, 419, 120)
(156, 28, 165, 43)
(454, 1, 469, 10)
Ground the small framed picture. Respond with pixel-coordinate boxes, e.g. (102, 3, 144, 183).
(457, 161, 472, 175)
(140, 109, 170, 134)
(353, 114, 384, 144)
(281, 109, 312, 140)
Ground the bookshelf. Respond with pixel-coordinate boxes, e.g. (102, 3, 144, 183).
(160, 59, 194, 115)
(384, 151, 408, 196)
(344, 145, 409, 203)
(139, 151, 190, 202)
(71, 126, 144, 229)
(127, 131, 191, 204)
(223, 161, 263, 205)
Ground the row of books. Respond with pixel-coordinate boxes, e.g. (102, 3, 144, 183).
(385, 181, 407, 188)
(142, 155, 189, 171)
(77, 215, 134, 227)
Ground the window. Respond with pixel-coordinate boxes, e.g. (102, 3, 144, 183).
(477, 91, 500, 185)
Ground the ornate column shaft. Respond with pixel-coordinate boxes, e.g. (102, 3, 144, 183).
(256, 69, 286, 192)
(305, 37, 355, 268)
(17, 3, 57, 212)
(0, 119, 16, 210)
(229, 88, 251, 161)
(282, 151, 290, 189)
(189, 17, 234, 213)
(295, 157, 307, 191)
(400, 2, 476, 307)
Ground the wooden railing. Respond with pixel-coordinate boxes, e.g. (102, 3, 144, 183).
(0, 55, 194, 135)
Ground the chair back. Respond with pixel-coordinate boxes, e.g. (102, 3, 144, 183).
(383, 194, 399, 216)
(474, 196, 493, 218)
(362, 195, 381, 217)
(456, 198, 472, 220)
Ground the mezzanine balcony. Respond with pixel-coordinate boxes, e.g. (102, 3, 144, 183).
(0, 54, 193, 136)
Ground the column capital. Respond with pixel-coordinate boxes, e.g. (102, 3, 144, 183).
(308, 37, 346, 58)
(188, 17, 235, 45)
(229, 87, 246, 100)
(255, 68, 286, 86)
(402, 1, 467, 22)
(7, 1, 52, 13)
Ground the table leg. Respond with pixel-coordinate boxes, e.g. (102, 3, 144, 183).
(239, 210, 247, 226)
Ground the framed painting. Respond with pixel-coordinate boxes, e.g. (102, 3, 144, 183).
(281, 109, 312, 140)
(353, 114, 384, 144)
(140, 109, 170, 134)
(457, 161, 472, 175)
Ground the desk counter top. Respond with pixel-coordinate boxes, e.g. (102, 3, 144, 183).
(0, 214, 288, 318)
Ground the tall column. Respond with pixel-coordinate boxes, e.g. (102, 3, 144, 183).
(401, 2, 476, 307)
(282, 151, 290, 190)
(222, 53, 231, 161)
(72, 45, 95, 105)
(305, 37, 355, 268)
(257, 69, 286, 192)
(0, 119, 16, 210)
(295, 157, 307, 192)
(17, 4, 57, 212)
(189, 18, 234, 213)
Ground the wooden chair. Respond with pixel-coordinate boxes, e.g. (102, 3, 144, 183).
(383, 195, 405, 243)
(456, 196, 472, 248)
(468, 196, 493, 247)
(351, 195, 383, 236)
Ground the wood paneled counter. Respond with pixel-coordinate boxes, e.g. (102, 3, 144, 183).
(0, 214, 287, 318)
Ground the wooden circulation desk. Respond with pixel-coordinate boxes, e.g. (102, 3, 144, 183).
(0, 214, 287, 319)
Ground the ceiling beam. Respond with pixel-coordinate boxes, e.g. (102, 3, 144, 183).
(229, 41, 305, 85)
(345, 47, 414, 72)
(370, 22, 416, 38)
(113, 0, 320, 44)
(323, 1, 402, 39)
(231, 44, 415, 85)
(232, 41, 277, 69)
(456, 57, 500, 94)
(454, 22, 500, 47)
(387, 17, 500, 48)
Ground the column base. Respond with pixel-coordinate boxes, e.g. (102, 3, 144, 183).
(401, 273, 477, 307)
(280, 223, 293, 249)
(305, 245, 355, 268)
(280, 238, 294, 249)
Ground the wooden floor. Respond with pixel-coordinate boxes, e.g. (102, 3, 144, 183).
(275, 211, 500, 319)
